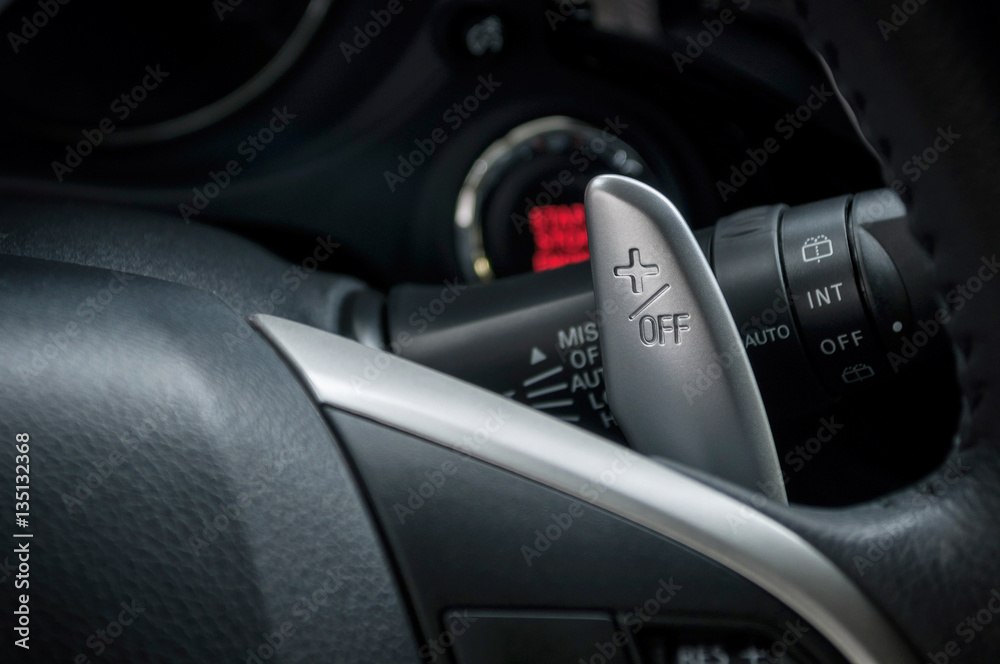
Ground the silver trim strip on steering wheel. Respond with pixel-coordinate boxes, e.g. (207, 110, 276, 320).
(252, 313, 917, 664)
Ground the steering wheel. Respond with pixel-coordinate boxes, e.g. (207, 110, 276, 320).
(758, 0, 1000, 659)
(2, 1, 998, 662)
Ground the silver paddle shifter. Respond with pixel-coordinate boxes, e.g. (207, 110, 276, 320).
(585, 175, 786, 503)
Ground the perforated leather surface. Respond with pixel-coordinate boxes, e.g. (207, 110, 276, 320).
(0, 257, 417, 663)
(754, 3, 1000, 660)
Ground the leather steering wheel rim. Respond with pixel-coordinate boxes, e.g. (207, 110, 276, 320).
(2, 2, 999, 662)
(759, 1, 1000, 659)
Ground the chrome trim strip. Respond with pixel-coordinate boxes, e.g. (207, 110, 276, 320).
(253, 314, 916, 664)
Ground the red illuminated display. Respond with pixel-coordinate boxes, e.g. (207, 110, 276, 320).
(528, 203, 590, 272)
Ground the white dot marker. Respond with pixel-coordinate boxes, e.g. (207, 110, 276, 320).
(892, 321, 903, 333)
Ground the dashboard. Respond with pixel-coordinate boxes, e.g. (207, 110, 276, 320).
(0, 0, 956, 506)
(4, 2, 996, 663)
(1, 0, 880, 284)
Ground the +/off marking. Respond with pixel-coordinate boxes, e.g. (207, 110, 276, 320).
(628, 283, 671, 321)
(614, 248, 658, 294)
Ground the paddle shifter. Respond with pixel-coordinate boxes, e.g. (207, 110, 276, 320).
(379, 179, 944, 503)
(584, 175, 786, 501)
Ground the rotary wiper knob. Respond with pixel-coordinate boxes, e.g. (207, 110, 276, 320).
(585, 175, 786, 502)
